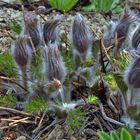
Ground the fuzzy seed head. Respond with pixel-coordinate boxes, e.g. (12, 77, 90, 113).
(71, 13, 92, 56)
(43, 19, 60, 45)
(45, 44, 66, 82)
(14, 36, 32, 70)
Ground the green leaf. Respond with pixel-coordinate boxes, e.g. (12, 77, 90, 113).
(82, 0, 118, 12)
(136, 135, 140, 140)
(97, 131, 111, 140)
(120, 128, 132, 140)
(82, 4, 95, 12)
(110, 131, 119, 140)
(63, 0, 78, 12)
(48, 0, 78, 12)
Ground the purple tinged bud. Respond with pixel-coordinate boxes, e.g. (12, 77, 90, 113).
(14, 36, 32, 70)
(71, 13, 92, 58)
(44, 44, 66, 82)
(43, 19, 60, 45)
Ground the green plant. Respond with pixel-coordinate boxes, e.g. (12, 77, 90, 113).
(25, 98, 48, 113)
(67, 108, 86, 131)
(82, 0, 122, 13)
(86, 95, 100, 104)
(0, 52, 17, 77)
(48, 0, 78, 12)
(97, 128, 140, 140)
(104, 73, 117, 91)
(0, 95, 16, 107)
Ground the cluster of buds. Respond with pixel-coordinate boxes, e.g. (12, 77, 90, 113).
(103, 8, 138, 50)
(13, 12, 42, 95)
(12, 11, 66, 102)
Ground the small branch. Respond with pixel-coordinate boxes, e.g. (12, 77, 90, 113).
(33, 111, 47, 134)
(91, 28, 100, 40)
(99, 39, 106, 73)
(0, 125, 18, 130)
(33, 119, 56, 139)
(99, 104, 125, 126)
(0, 76, 28, 92)
(0, 107, 36, 117)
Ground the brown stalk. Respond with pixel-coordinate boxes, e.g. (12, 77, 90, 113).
(0, 106, 37, 117)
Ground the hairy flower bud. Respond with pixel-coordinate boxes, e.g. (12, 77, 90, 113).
(132, 26, 140, 50)
(24, 13, 41, 49)
(44, 44, 66, 82)
(71, 13, 92, 58)
(14, 36, 32, 70)
(103, 9, 137, 48)
(43, 19, 60, 45)
(115, 9, 137, 42)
